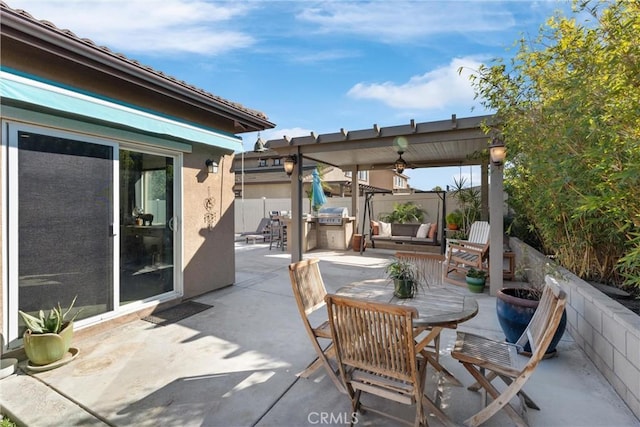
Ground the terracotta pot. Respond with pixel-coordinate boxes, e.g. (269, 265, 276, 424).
(447, 223, 459, 230)
(24, 321, 73, 366)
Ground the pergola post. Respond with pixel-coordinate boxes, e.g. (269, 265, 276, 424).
(489, 163, 504, 295)
(481, 161, 489, 220)
(351, 165, 360, 233)
(290, 151, 303, 263)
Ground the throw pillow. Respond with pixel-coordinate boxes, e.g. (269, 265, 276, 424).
(379, 221, 392, 237)
(428, 223, 438, 239)
(416, 223, 430, 238)
(370, 220, 380, 235)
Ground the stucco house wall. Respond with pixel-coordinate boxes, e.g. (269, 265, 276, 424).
(182, 145, 237, 298)
(0, 4, 274, 346)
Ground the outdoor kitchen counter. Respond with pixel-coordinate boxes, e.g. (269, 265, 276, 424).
(282, 215, 356, 252)
(282, 216, 318, 252)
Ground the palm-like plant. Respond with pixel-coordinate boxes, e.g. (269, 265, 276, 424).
(379, 202, 426, 224)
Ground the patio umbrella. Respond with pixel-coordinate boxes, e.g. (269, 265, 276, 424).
(311, 168, 327, 212)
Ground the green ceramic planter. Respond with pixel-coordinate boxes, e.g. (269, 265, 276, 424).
(24, 321, 73, 366)
(465, 276, 486, 293)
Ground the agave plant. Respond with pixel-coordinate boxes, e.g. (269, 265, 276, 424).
(18, 296, 81, 334)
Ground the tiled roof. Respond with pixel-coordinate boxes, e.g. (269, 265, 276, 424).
(0, 1, 270, 122)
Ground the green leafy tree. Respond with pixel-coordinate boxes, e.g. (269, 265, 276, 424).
(466, 0, 640, 287)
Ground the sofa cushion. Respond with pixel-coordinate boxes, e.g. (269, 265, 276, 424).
(428, 223, 437, 239)
(390, 223, 421, 237)
(416, 223, 431, 238)
(411, 237, 435, 245)
(379, 221, 392, 237)
(370, 220, 380, 236)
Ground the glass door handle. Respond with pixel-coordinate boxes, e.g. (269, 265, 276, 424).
(169, 217, 175, 231)
(109, 224, 117, 236)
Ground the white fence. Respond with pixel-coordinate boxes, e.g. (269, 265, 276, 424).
(234, 197, 366, 234)
(234, 194, 451, 234)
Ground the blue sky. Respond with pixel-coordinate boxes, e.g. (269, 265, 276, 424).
(9, 0, 573, 190)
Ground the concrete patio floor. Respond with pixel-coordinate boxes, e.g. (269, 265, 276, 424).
(1, 242, 638, 426)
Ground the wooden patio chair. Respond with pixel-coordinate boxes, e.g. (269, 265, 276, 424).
(450, 277, 567, 426)
(443, 221, 490, 286)
(394, 252, 443, 363)
(288, 258, 345, 393)
(393, 251, 466, 387)
(324, 294, 429, 427)
(395, 252, 445, 288)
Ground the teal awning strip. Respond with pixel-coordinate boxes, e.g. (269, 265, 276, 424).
(0, 70, 242, 152)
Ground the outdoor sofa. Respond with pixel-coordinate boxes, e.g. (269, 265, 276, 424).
(369, 221, 438, 250)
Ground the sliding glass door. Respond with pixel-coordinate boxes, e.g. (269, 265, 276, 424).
(14, 129, 116, 328)
(119, 150, 174, 304)
(6, 123, 179, 344)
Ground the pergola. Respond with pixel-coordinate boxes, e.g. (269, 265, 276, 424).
(265, 114, 506, 294)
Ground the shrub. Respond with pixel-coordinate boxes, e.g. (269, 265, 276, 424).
(379, 202, 426, 224)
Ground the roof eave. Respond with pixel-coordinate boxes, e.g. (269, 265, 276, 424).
(0, 4, 275, 133)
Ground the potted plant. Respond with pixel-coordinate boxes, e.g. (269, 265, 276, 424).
(446, 210, 463, 230)
(19, 296, 82, 366)
(385, 258, 421, 298)
(465, 268, 487, 293)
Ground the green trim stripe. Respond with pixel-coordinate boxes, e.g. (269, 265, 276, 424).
(0, 70, 242, 152)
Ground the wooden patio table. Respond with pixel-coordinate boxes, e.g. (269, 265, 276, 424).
(336, 279, 479, 427)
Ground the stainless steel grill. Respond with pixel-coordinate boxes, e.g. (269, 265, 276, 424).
(317, 207, 349, 225)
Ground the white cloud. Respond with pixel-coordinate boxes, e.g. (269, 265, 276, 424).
(297, 2, 515, 42)
(347, 56, 485, 110)
(291, 49, 359, 64)
(8, 0, 255, 55)
(263, 127, 313, 141)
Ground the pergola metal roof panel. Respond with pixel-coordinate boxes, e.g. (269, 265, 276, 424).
(266, 114, 495, 170)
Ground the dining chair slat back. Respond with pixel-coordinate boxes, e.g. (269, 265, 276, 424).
(325, 294, 427, 427)
(395, 252, 445, 288)
(450, 277, 567, 426)
(291, 259, 326, 315)
(288, 258, 345, 393)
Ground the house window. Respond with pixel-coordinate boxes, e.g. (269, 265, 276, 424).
(345, 171, 352, 178)
(273, 158, 282, 166)
(358, 170, 369, 181)
(394, 176, 407, 189)
(258, 159, 267, 167)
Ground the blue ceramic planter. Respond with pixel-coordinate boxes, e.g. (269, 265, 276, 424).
(496, 288, 566, 354)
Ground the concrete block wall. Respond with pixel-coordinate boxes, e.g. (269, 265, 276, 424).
(510, 237, 640, 420)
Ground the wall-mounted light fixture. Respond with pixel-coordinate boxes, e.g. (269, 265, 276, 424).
(489, 138, 506, 166)
(394, 151, 407, 174)
(283, 155, 297, 176)
(205, 159, 218, 174)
